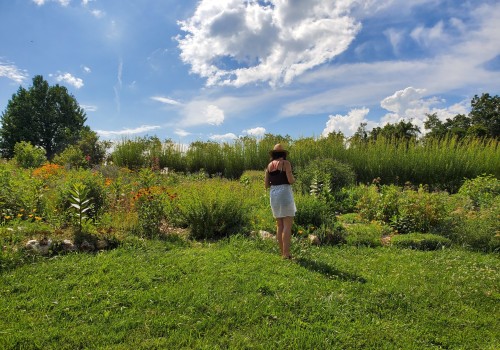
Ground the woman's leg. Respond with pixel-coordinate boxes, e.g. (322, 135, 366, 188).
(276, 218, 284, 256)
(282, 216, 293, 258)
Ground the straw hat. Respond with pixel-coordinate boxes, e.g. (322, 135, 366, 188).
(269, 143, 288, 156)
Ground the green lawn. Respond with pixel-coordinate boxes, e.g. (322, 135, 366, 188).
(1, 236, 498, 349)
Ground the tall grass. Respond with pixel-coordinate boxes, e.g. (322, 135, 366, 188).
(110, 136, 499, 191)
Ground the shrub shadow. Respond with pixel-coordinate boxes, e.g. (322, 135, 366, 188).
(295, 257, 367, 283)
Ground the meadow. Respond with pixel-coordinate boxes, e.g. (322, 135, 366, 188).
(0, 135, 499, 349)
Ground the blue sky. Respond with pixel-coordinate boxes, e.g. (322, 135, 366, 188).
(1, 0, 499, 144)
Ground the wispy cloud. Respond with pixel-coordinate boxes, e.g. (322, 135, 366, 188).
(114, 58, 123, 113)
(174, 129, 191, 137)
(151, 96, 181, 106)
(96, 125, 161, 137)
(32, 0, 70, 6)
(0, 60, 28, 84)
(81, 104, 98, 112)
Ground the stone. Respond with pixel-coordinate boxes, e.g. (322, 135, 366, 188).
(79, 240, 95, 252)
(25, 239, 40, 251)
(96, 240, 108, 250)
(308, 234, 321, 246)
(62, 239, 77, 252)
(258, 230, 275, 240)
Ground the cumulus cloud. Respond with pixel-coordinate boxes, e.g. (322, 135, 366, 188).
(177, 0, 361, 87)
(321, 108, 373, 138)
(379, 87, 469, 133)
(54, 73, 84, 89)
(151, 96, 181, 106)
(96, 125, 161, 137)
(210, 133, 238, 142)
(243, 127, 266, 137)
(0, 60, 28, 84)
(205, 104, 225, 125)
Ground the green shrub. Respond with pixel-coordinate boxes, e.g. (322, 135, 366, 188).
(294, 194, 332, 228)
(111, 138, 148, 170)
(334, 186, 364, 213)
(314, 221, 347, 245)
(13, 141, 46, 169)
(295, 158, 356, 195)
(450, 204, 500, 252)
(390, 185, 450, 234)
(174, 180, 248, 240)
(356, 184, 401, 222)
(53, 145, 89, 169)
(133, 186, 167, 238)
(458, 174, 500, 209)
(54, 170, 107, 225)
(345, 223, 383, 247)
(391, 233, 452, 251)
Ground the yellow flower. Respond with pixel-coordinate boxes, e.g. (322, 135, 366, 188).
(17, 214, 23, 218)
(4, 216, 11, 220)
(35, 216, 42, 221)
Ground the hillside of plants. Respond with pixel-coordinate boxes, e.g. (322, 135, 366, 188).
(0, 78, 498, 348)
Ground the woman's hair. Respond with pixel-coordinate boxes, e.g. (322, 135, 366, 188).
(271, 151, 287, 160)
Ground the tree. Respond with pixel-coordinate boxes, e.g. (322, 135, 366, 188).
(0, 75, 87, 159)
(469, 93, 499, 139)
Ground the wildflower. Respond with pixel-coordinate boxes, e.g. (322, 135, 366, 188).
(298, 230, 303, 235)
(17, 214, 23, 218)
(5, 216, 11, 220)
(35, 217, 42, 221)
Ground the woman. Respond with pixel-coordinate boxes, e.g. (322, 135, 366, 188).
(265, 143, 296, 259)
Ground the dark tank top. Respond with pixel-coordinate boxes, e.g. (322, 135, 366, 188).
(269, 169, 289, 186)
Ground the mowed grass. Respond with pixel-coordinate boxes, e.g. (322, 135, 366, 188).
(1, 236, 498, 349)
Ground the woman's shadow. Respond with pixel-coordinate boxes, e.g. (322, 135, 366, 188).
(295, 257, 367, 283)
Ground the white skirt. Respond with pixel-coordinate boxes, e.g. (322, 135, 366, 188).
(270, 184, 296, 218)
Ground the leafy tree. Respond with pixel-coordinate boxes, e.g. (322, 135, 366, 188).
(76, 127, 110, 166)
(368, 120, 420, 142)
(0, 75, 87, 159)
(469, 93, 499, 138)
(13, 141, 47, 169)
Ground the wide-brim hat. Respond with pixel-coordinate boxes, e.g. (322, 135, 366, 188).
(269, 143, 288, 156)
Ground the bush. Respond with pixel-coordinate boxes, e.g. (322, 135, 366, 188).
(391, 233, 452, 251)
(294, 194, 332, 229)
(13, 141, 46, 169)
(356, 184, 401, 222)
(53, 145, 89, 169)
(174, 180, 248, 240)
(344, 223, 383, 247)
(295, 158, 356, 195)
(314, 221, 347, 245)
(450, 204, 500, 252)
(133, 186, 167, 238)
(458, 174, 500, 209)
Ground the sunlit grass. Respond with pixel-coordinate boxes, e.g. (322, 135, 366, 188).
(0, 236, 498, 349)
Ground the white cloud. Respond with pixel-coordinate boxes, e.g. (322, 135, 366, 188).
(210, 133, 238, 142)
(96, 125, 161, 137)
(384, 28, 404, 55)
(82, 66, 91, 73)
(243, 127, 266, 137)
(411, 21, 448, 47)
(177, 0, 361, 87)
(0, 60, 28, 84)
(205, 104, 225, 125)
(151, 96, 181, 106)
(91, 9, 104, 18)
(55, 72, 84, 89)
(380, 87, 427, 114)
(81, 104, 97, 112)
(379, 87, 469, 133)
(32, 0, 70, 6)
(174, 129, 191, 137)
(321, 108, 373, 138)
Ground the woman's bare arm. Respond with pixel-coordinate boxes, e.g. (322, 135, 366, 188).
(264, 168, 271, 188)
(284, 161, 295, 184)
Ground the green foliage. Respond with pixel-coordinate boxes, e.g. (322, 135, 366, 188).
(76, 128, 110, 166)
(55, 169, 107, 225)
(173, 180, 248, 240)
(314, 221, 347, 245)
(111, 137, 149, 170)
(13, 141, 46, 169)
(458, 174, 500, 209)
(133, 187, 167, 238)
(53, 145, 89, 169)
(0, 75, 87, 159)
(296, 158, 356, 195)
(344, 223, 384, 247)
(469, 93, 499, 138)
(294, 194, 332, 229)
(391, 233, 452, 251)
(68, 182, 92, 233)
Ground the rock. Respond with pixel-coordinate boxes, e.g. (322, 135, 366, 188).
(258, 230, 275, 240)
(62, 239, 77, 252)
(308, 234, 321, 246)
(96, 240, 108, 250)
(25, 238, 52, 255)
(79, 240, 95, 252)
(25, 239, 40, 251)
